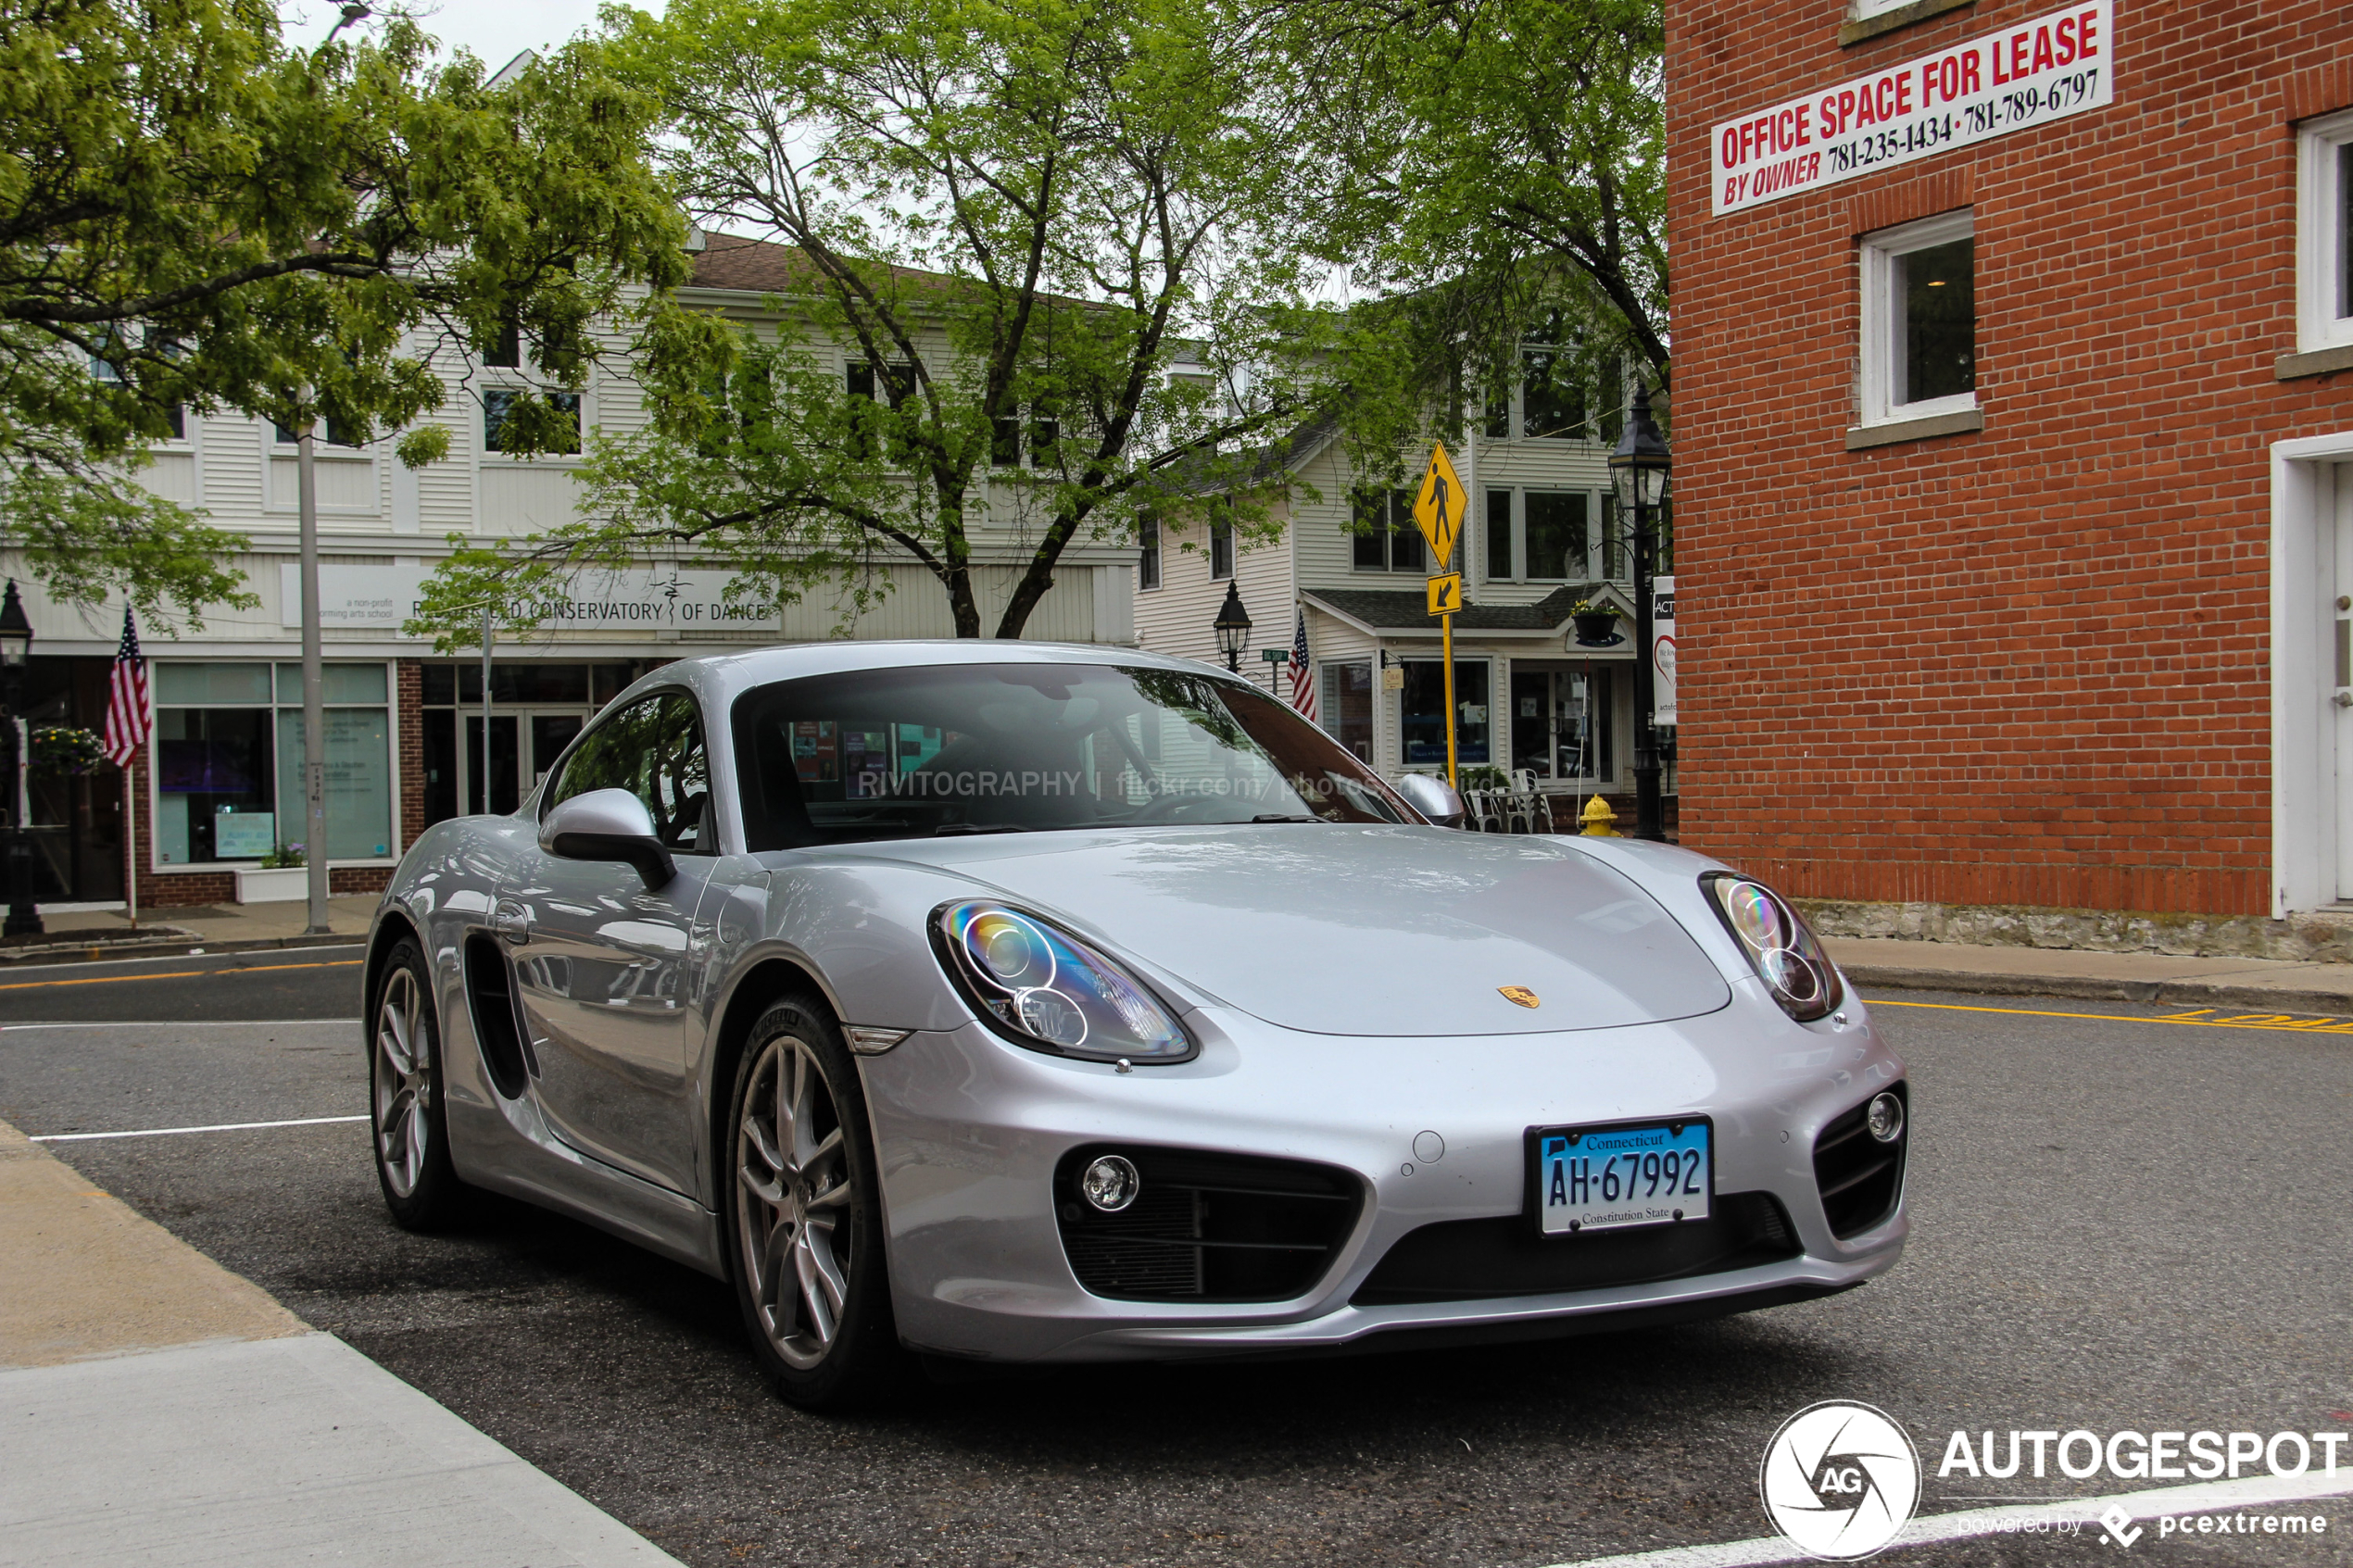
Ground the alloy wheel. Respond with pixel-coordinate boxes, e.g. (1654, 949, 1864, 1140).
(736, 1036, 856, 1371)
(373, 965, 431, 1198)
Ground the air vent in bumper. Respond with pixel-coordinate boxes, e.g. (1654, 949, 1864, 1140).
(1813, 1085, 1907, 1238)
(1351, 1192, 1802, 1306)
(1054, 1147, 1364, 1302)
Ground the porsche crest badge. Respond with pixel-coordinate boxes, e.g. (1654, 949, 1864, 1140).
(1498, 986, 1541, 1009)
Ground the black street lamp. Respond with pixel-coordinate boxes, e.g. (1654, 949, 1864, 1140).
(1608, 384, 1672, 843)
(0, 581, 41, 936)
(1213, 582, 1252, 674)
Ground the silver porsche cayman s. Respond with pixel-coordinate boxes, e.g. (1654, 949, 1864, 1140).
(364, 641, 1908, 1407)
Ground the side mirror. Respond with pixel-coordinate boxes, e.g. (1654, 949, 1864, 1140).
(539, 788, 676, 888)
(1391, 771, 1466, 830)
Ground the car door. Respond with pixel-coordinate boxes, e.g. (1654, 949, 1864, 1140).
(499, 688, 720, 1195)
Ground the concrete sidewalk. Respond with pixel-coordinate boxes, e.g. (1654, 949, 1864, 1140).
(0, 1119, 684, 1567)
(0, 896, 378, 965)
(1828, 935, 2353, 1013)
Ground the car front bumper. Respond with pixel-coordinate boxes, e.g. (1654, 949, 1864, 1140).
(857, 982, 1908, 1364)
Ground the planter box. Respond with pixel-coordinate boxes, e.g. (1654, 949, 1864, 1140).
(233, 866, 309, 904)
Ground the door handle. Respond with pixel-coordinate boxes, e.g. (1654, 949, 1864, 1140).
(494, 902, 532, 942)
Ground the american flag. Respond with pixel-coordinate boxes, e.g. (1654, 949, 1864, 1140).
(1286, 608, 1315, 721)
(102, 608, 150, 767)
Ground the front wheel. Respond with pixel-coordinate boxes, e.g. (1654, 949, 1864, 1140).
(370, 936, 468, 1229)
(729, 996, 904, 1410)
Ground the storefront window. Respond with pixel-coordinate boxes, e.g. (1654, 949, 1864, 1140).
(1400, 659, 1490, 767)
(1320, 660, 1374, 762)
(154, 661, 394, 864)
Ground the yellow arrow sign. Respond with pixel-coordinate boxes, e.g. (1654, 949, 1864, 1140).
(1427, 572, 1462, 617)
(1413, 442, 1466, 568)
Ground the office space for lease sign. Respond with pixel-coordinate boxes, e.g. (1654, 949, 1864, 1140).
(1709, 0, 2112, 217)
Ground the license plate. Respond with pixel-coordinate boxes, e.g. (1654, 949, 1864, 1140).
(1533, 1120, 1712, 1236)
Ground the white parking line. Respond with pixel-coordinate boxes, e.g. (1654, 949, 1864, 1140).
(1545, 1471, 2353, 1568)
(31, 1115, 369, 1143)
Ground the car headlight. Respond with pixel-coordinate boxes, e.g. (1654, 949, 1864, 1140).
(933, 901, 1194, 1063)
(1700, 872, 1844, 1022)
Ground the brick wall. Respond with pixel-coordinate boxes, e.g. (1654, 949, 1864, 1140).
(1667, 0, 2353, 917)
(397, 659, 425, 854)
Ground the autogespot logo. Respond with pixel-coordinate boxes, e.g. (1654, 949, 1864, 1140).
(1760, 1401, 1923, 1561)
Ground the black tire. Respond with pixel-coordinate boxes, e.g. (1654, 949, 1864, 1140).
(727, 994, 906, 1410)
(369, 936, 468, 1229)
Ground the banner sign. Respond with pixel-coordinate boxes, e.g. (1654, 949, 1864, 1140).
(281, 564, 779, 632)
(1652, 575, 1676, 729)
(1709, 0, 2111, 217)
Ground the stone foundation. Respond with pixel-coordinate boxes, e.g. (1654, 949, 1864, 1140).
(1794, 898, 2353, 966)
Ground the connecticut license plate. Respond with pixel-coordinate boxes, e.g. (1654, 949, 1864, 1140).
(1533, 1120, 1712, 1236)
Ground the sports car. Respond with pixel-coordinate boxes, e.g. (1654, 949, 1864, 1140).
(364, 641, 1909, 1407)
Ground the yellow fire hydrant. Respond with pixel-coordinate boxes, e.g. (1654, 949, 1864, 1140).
(1579, 796, 1618, 837)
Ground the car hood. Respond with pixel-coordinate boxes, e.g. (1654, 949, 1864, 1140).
(827, 826, 1732, 1036)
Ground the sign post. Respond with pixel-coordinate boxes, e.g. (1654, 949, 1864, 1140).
(1259, 646, 1288, 693)
(1413, 442, 1467, 786)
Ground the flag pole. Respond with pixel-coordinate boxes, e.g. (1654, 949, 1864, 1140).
(122, 750, 136, 929)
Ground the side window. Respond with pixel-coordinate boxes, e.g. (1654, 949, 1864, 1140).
(549, 691, 713, 851)
(1856, 209, 1975, 428)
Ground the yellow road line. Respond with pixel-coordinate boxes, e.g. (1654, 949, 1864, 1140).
(1864, 996, 2353, 1035)
(0, 959, 361, 992)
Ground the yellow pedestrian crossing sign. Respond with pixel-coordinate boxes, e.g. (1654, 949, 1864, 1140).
(1427, 572, 1462, 616)
(1413, 442, 1466, 567)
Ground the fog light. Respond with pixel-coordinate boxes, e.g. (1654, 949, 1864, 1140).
(1866, 1092, 1905, 1145)
(1080, 1154, 1140, 1212)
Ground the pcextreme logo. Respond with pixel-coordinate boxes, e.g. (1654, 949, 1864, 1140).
(1759, 1401, 1923, 1561)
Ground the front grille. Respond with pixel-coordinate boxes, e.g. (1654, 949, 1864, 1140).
(1813, 1086, 1907, 1238)
(1352, 1192, 1801, 1306)
(1055, 1147, 1363, 1302)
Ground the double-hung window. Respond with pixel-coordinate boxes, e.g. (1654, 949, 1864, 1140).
(1209, 513, 1234, 580)
(1857, 210, 1976, 427)
(1138, 514, 1162, 591)
(2296, 108, 2353, 358)
(1351, 489, 1429, 573)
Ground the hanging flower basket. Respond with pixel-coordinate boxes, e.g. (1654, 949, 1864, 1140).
(1570, 608, 1623, 646)
(29, 726, 106, 777)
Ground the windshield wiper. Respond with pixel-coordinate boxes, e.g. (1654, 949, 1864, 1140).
(935, 822, 1029, 836)
(1249, 813, 1324, 823)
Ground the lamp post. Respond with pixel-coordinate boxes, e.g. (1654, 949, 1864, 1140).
(0, 582, 40, 936)
(1213, 582, 1252, 674)
(1607, 383, 1672, 843)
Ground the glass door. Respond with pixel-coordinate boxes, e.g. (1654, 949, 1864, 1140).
(461, 715, 522, 814)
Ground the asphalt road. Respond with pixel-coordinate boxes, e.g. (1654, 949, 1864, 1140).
(0, 945, 365, 1026)
(2, 973, 2348, 1568)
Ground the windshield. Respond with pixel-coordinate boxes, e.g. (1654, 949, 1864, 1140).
(732, 662, 1418, 848)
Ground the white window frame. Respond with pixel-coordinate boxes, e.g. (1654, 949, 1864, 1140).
(1208, 515, 1235, 581)
(2296, 108, 2353, 356)
(1482, 488, 1618, 583)
(1850, 0, 1911, 18)
(1857, 209, 1976, 427)
(148, 659, 400, 872)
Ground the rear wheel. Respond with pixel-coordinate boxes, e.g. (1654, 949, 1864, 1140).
(729, 996, 904, 1409)
(370, 937, 467, 1229)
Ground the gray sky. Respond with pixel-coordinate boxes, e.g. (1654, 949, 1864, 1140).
(277, 1, 666, 76)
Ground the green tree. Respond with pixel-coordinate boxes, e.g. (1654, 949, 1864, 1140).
(1273, 0, 1667, 424)
(413, 0, 1353, 642)
(0, 0, 689, 623)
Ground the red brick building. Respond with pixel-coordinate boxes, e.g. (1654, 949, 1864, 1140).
(1667, 0, 2353, 925)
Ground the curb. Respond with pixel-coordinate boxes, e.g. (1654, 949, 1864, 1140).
(1844, 963, 2353, 1016)
(0, 931, 365, 968)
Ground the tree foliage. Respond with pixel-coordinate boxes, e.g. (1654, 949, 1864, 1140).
(0, 0, 688, 623)
(1270, 0, 1667, 414)
(412, 0, 1358, 643)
